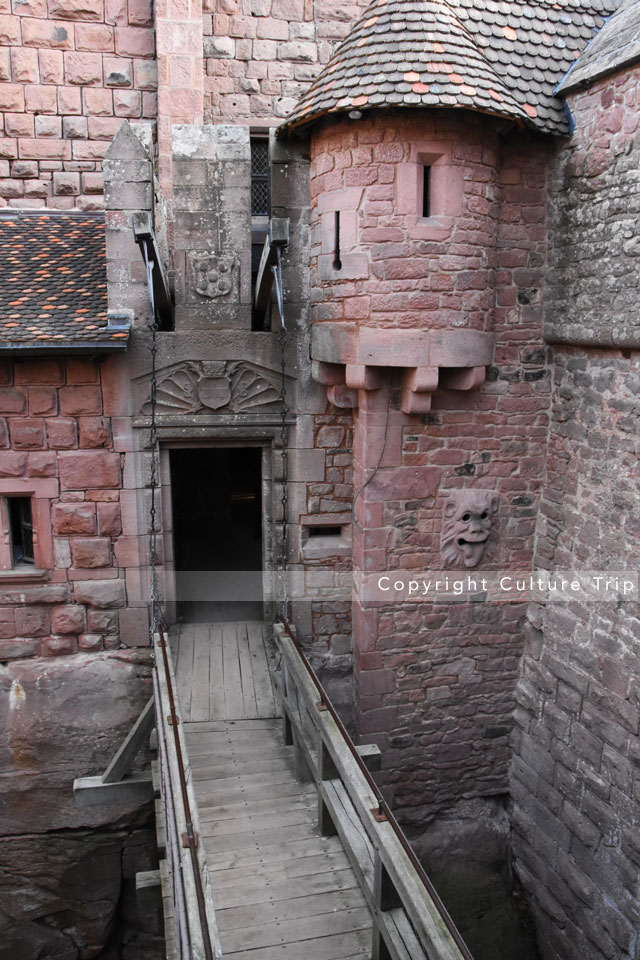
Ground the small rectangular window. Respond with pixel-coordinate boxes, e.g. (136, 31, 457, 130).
(308, 526, 342, 538)
(250, 138, 270, 217)
(9, 497, 34, 565)
(422, 165, 431, 218)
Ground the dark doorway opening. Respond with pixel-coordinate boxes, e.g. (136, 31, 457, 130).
(170, 447, 263, 622)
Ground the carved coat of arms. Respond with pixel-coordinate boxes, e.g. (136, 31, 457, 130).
(189, 252, 237, 299)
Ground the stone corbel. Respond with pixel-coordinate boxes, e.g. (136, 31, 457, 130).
(311, 323, 494, 413)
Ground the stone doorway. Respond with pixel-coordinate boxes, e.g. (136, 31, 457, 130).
(169, 447, 264, 622)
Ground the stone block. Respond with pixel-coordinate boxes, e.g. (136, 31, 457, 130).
(27, 452, 57, 477)
(114, 26, 154, 58)
(15, 606, 50, 637)
(114, 89, 141, 117)
(128, 0, 151, 25)
(103, 179, 152, 210)
(75, 22, 114, 51)
(104, 55, 132, 86)
(54, 538, 72, 568)
(0, 14, 20, 44)
(41, 635, 78, 656)
(52, 502, 96, 535)
(73, 579, 126, 608)
(9, 418, 45, 450)
(0, 388, 26, 414)
(87, 116, 123, 140)
(15, 360, 63, 386)
(63, 115, 88, 139)
(81, 172, 103, 193)
(97, 501, 121, 536)
(46, 418, 77, 449)
(52, 171, 80, 196)
(0, 84, 24, 114)
(118, 605, 149, 646)
(59, 385, 102, 415)
(71, 537, 112, 568)
(0, 178, 23, 198)
(83, 88, 113, 116)
(10, 160, 38, 179)
(87, 608, 118, 633)
(78, 633, 103, 651)
(22, 18, 74, 49)
(203, 36, 234, 58)
(0, 608, 15, 638)
(113, 536, 140, 567)
(51, 604, 86, 634)
(35, 115, 62, 138)
(60, 452, 120, 490)
(133, 58, 156, 89)
(49, 0, 103, 18)
(39, 48, 64, 84)
(78, 417, 110, 448)
(65, 51, 102, 85)
(58, 85, 81, 114)
(0, 639, 40, 658)
(17, 138, 71, 160)
(10, 47, 38, 83)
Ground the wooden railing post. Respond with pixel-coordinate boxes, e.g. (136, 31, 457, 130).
(281, 662, 293, 746)
(372, 850, 401, 960)
(317, 737, 338, 836)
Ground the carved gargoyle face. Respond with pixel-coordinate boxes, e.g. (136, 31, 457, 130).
(191, 253, 235, 298)
(441, 491, 499, 568)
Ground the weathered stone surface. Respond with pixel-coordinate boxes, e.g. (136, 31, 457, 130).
(545, 68, 640, 348)
(59, 452, 121, 490)
(0, 827, 163, 960)
(0, 651, 151, 834)
(73, 579, 126, 608)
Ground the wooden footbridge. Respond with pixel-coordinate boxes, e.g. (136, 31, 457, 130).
(76, 618, 473, 960)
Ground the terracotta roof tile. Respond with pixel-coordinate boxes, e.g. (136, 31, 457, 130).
(0, 213, 127, 351)
(280, 0, 621, 136)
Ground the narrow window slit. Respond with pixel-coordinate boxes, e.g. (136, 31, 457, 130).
(333, 211, 342, 270)
(422, 165, 431, 218)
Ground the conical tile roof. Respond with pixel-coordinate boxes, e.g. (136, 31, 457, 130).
(280, 0, 619, 136)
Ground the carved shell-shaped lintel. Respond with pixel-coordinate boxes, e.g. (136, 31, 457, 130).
(142, 367, 200, 414)
(229, 365, 280, 412)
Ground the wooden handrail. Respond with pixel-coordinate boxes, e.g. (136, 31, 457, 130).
(274, 618, 473, 960)
(153, 629, 223, 960)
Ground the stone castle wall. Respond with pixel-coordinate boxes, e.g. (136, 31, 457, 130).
(306, 110, 553, 824)
(0, 355, 148, 657)
(510, 66, 640, 960)
(203, 0, 369, 126)
(0, 0, 156, 209)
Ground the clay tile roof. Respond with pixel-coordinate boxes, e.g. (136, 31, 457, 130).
(280, 0, 621, 136)
(556, 0, 640, 93)
(0, 213, 128, 352)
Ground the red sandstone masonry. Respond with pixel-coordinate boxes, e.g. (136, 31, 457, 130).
(0, 0, 155, 209)
(510, 65, 640, 960)
(203, 0, 370, 126)
(0, 357, 141, 660)
(306, 110, 552, 822)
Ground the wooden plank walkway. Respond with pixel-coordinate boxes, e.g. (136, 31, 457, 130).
(171, 620, 372, 960)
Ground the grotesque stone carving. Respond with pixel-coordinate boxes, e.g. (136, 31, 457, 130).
(189, 252, 237, 298)
(441, 490, 499, 568)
